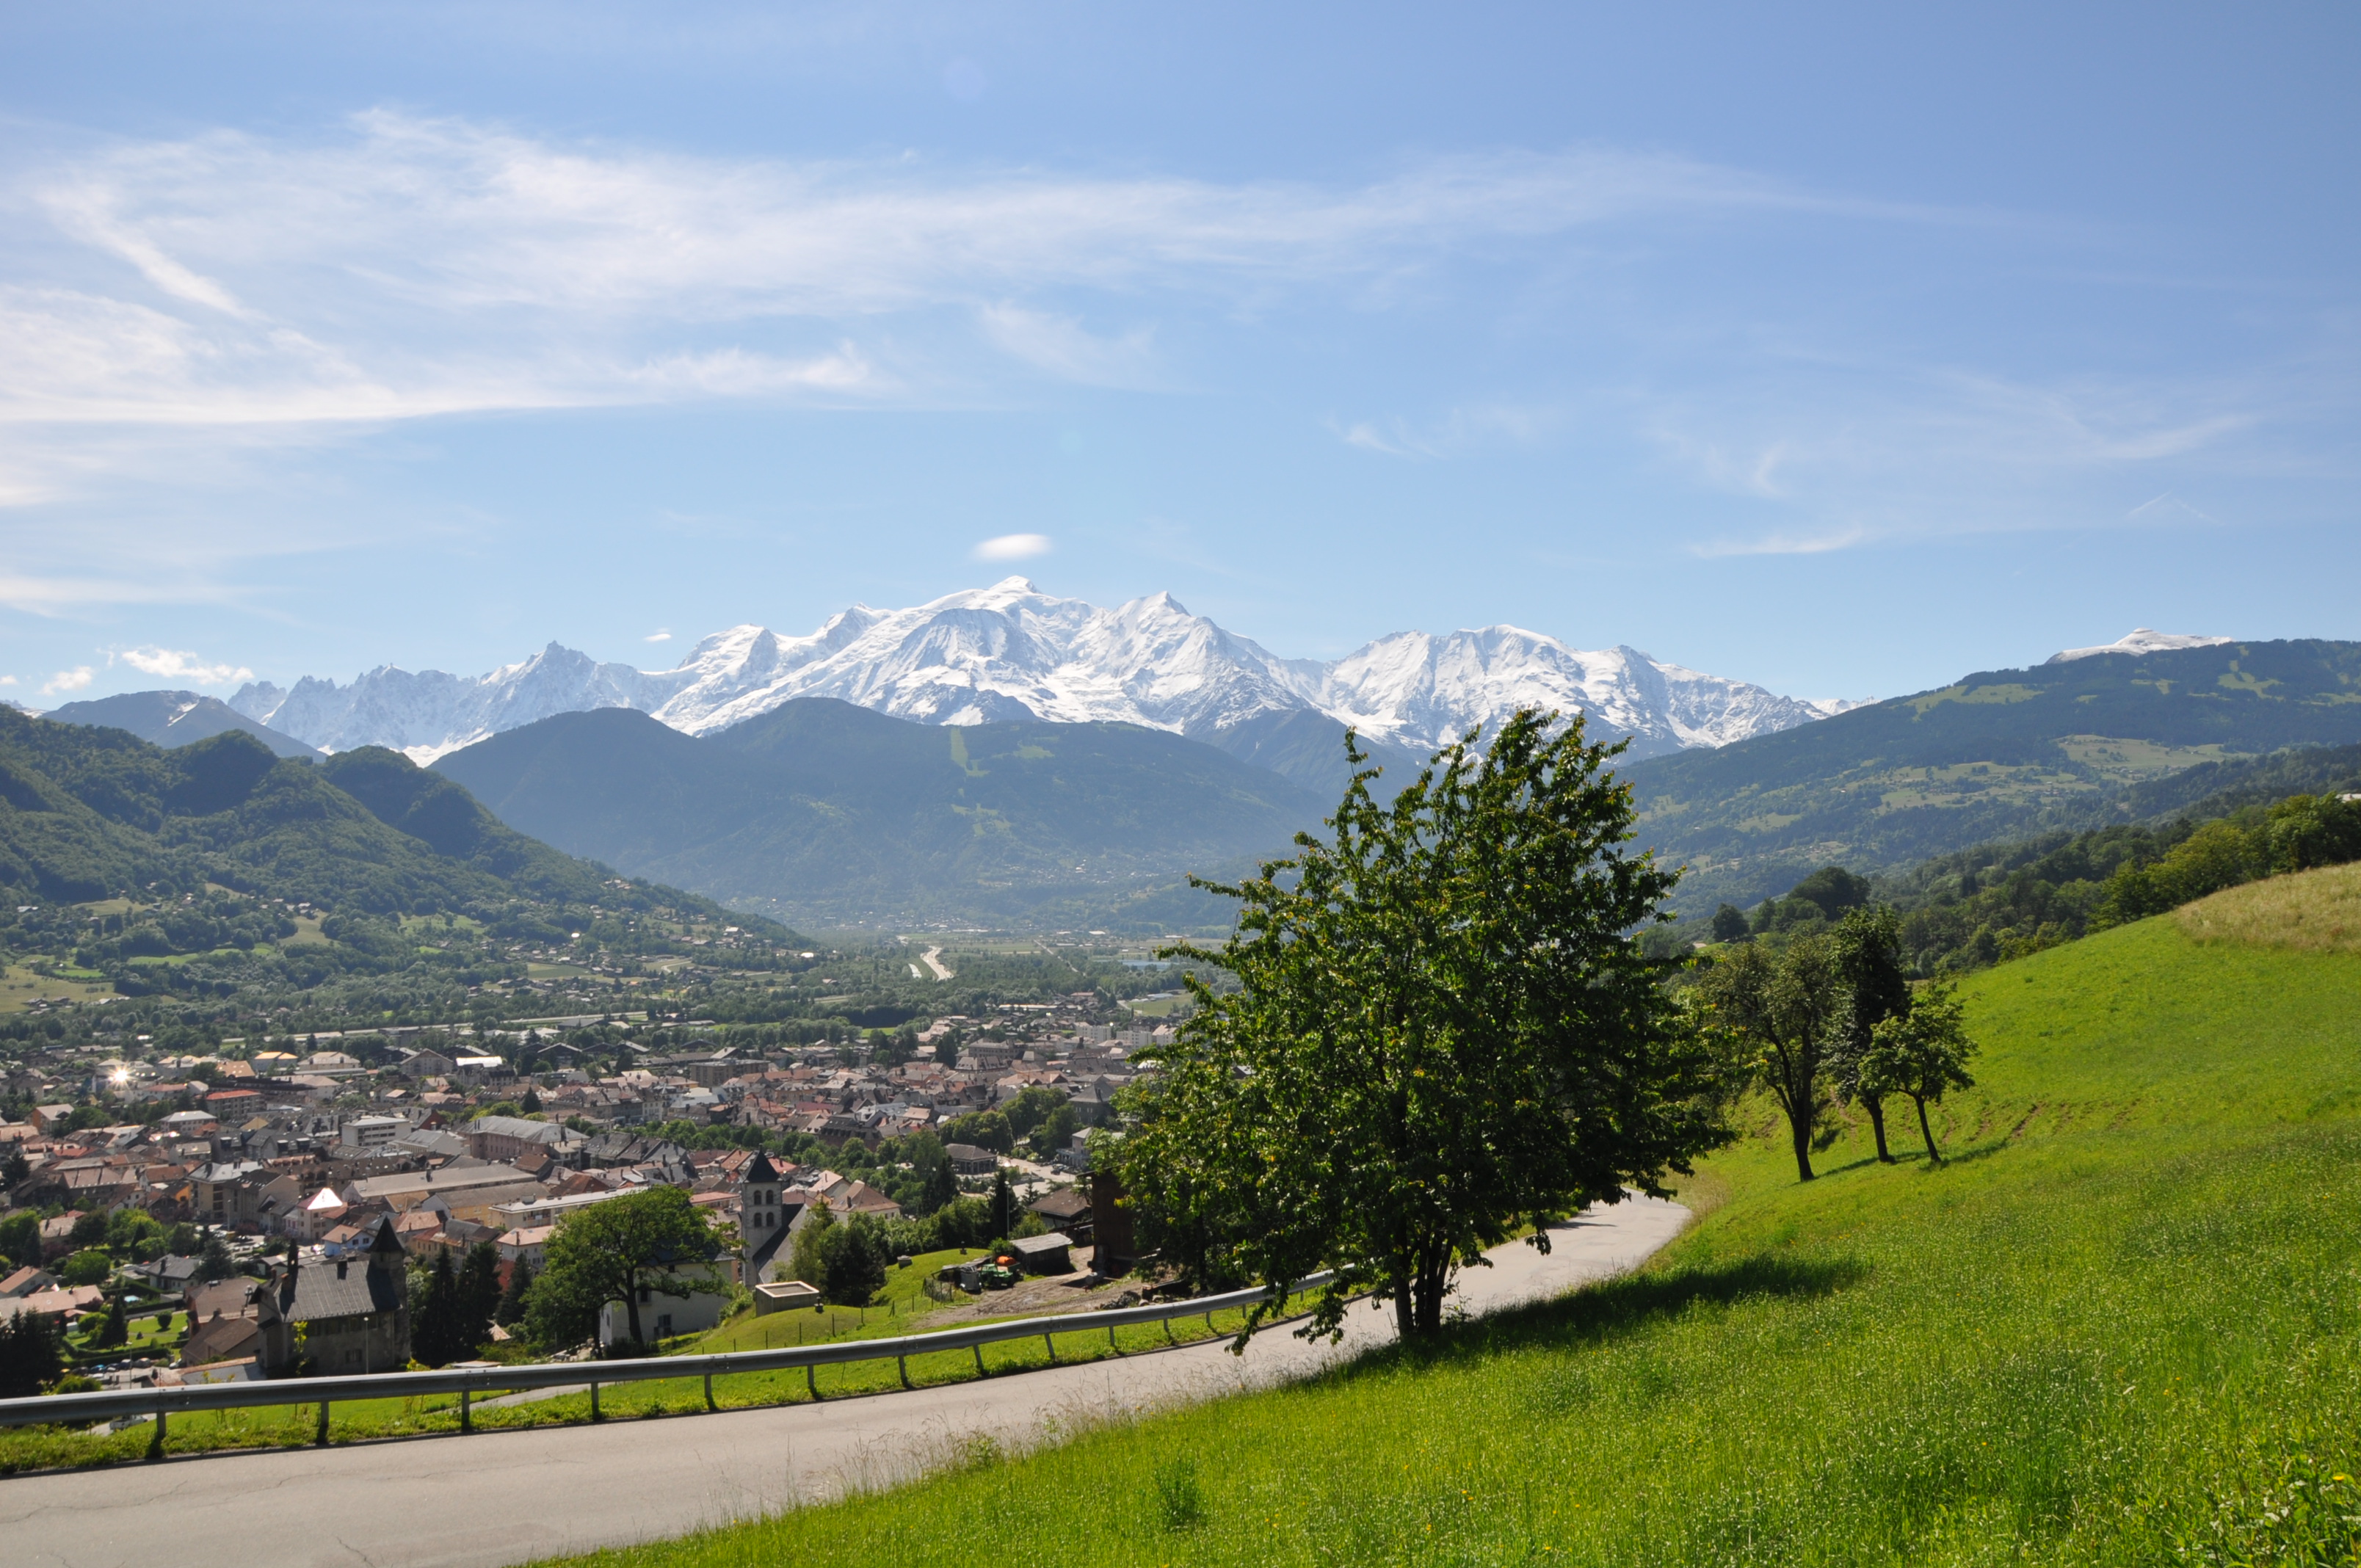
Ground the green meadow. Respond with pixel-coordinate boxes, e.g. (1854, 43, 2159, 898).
(559, 888, 2361, 1567)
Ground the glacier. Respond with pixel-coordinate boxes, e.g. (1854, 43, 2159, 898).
(228, 578, 1851, 766)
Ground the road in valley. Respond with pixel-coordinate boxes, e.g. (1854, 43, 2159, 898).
(1, 1197, 1689, 1568)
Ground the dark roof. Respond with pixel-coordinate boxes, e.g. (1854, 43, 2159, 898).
(743, 1151, 783, 1185)
(286, 1256, 403, 1324)
(1029, 1188, 1090, 1219)
(1009, 1232, 1073, 1256)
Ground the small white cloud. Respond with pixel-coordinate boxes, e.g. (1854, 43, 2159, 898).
(0, 675, 17, 686)
(41, 666, 93, 695)
(645, 630, 672, 643)
(973, 532, 1052, 562)
(977, 305, 1156, 387)
(116, 646, 255, 685)
(1686, 525, 1869, 559)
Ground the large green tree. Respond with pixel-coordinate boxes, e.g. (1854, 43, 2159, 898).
(1862, 982, 1979, 1162)
(1827, 905, 1912, 1164)
(1697, 932, 1847, 1182)
(523, 1187, 722, 1351)
(1121, 711, 1730, 1340)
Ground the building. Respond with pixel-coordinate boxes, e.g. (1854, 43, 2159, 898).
(464, 1114, 570, 1165)
(737, 1151, 793, 1283)
(1008, 1231, 1075, 1275)
(282, 1216, 411, 1373)
(945, 1141, 998, 1177)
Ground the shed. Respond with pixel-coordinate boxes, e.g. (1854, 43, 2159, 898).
(1008, 1231, 1076, 1275)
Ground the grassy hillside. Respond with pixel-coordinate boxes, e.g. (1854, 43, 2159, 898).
(1627, 637, 2361, 915)
(566, 894, 2361, 1567)
(435, 701, 1335, 929)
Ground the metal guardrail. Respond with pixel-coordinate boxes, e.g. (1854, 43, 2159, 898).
(0, 1271, 1335, 1459)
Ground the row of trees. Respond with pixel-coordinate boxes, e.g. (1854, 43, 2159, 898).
(1695, 907, 1977, 1181)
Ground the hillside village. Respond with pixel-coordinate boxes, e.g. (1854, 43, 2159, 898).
(0, 996, 1175, 1385)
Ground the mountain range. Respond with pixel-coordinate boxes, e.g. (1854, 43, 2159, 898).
(225, 579, 1852, 794)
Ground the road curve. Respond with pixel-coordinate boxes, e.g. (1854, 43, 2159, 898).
(0, 1196, 1689, 1568)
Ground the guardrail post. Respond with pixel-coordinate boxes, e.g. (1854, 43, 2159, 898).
(146, 1408, 165, 1460)
(805, 1364, 820, 1401)
(972, 1344, 987, 1378)
(590, 1382, 601, 1422)
(315, 1399, 330, 1446)
(897, 1354, 911, 1390)
(460, 1388, 471, 1434)
(1163, 1318, 1176, 1345)
(703, 1371, 716, 1412)
(1044, 1332, 1057, 1365)
(1108, 1323, 1118, 1354)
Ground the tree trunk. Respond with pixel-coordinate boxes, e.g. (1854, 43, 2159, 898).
(623, 1276, 645, 1348)
(1912, 1095, 1940, 1163)
(1788, 1103, 1816, 1182)
(1865, 1096, 1893, 1163)
(1392, 1274, 1415, 1339)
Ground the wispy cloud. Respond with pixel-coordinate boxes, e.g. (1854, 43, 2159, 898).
(644, 629, 672, 643)
(0, 114, 1982, 440)
(115, 646, 255, 685)
(1687, 525, 1870, 559)
(973, 532, 1052, 561)
(40, 667, 94, 695)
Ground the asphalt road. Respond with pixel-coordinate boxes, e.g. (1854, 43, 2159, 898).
(1, 1196, 1689, 1568)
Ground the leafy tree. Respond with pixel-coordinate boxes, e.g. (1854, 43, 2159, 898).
(919, 1155, 956, 1217)
(68, 1211, 108, 1250)
(822, 1215, 891, 1307)
(1698, 932, 1846, 1182)
(94, 1293, 128, 1348)
(197, 1229, 234, 1282)
(495, 1257, 534, 1327)
(0, 1311, 63, 1396)
(940, 1109, 1013, 1154)
(523, 1186, 721, 1351)
(0, 1211, 38, 1268)
(1827, 906, 1912, 1164)
(1, 1144, 27, 1188)
(988, 1169, 1016, 1244)
(411, 1249, 464, 1367)
(59, 1249, 114, 1287)
(1123, 711, 1730, 1339)
(459, 1241, 502, 1343)
(1710, 904, 1749, 943)
(1025, 1100, 1081, 1161)
(1863, 983, 1979, 1162)
(1001, 1085, 1068, 1142)
(788, 1199, 836, 1288)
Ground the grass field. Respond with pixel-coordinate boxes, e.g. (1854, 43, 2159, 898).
(554, 880, 2361, 1567)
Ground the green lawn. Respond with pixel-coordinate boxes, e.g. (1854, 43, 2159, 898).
(553, 904, 2361, 1567)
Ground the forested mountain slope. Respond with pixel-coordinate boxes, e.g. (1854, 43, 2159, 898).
(434, 700, 1336, 927)
(1625, 636, 2361, 914)
(0, 706, 784, 998)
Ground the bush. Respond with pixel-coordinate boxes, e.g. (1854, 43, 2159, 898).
(57, 1250, 113, 1287)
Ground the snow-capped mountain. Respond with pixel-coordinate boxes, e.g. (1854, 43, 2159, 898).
(229, 578, 1841, 766)
(2047, 628, 2233, 664)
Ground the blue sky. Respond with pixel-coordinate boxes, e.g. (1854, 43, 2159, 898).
(3, 2, 2356, 707)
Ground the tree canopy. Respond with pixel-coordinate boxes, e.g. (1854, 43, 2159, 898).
(523, 1187, 722, 1351)
(1119, 710, 1730, 1340)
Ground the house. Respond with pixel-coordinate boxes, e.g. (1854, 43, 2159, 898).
(288, 1186, 349, 1243)
(0, 1265, 58, 1297)
(496, 1224, 554, 1277)
(945, 1141, 998, 1177)
(596, 1269, 730, 1349)
(182, 1276, 293, 1371)
(1027, 1187, 1092, 1244)
(29, 1104, 75, 1133)
(281, 1217, 410, 1373)
(1007, 1231, 1076, 1275)
(0, 1285, 105, 1326)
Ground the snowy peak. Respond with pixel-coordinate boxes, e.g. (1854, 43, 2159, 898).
(229, 586, 1841, 767)
(2048, 628, 2234, 664)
